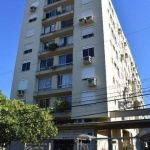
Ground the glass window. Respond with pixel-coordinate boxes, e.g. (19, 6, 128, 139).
(83, 47, 94, 57)
(62, 4, 74, 13)
(38, 99, 50, 108)
(58, 74, 72, 88)
(38, 77, 52, 91)
(59, 53, 73, 66)
(59, 96, 72, 104)
(22, 62, 30, 71)
(44, 24, 56, 34)
(40, 58, 53, 70)
(42, 40, 55, 51)
(59, 35, 73, 46)
(61, 18, 73, 29)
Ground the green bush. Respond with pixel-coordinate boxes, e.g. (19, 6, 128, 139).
(56, 99, 71, 112)
(48, 43, 58, 51)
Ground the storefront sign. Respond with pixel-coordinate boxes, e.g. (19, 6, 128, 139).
(55, 129, 94, 139)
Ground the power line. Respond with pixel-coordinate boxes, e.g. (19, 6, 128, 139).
(1, 89, 149, 117)
(1, 24, 150, 77)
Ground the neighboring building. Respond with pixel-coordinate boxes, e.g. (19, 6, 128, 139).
(11, 0, 145, 149)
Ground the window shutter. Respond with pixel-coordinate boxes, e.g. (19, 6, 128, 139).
(24, 43, 32, 51)
(26, 28, 35, 37)
(44, 26, 50, 34)
(82, 91, 96, 104)
(82, 28, 87, 36)
(82, 9, 93, 18)
(29, 13, 37, 20)
(82, 66, 95, 79)
(82, 26, 93, 36)
(31, 1, 39, 7)
(18, 80, 28, 90)
(82, 0, 92, 4)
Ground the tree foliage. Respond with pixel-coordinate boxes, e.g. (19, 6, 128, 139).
(56, 99, 71, 112)
(0, 91, 57, 145)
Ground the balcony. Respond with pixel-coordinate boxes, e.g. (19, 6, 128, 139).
(36, 64, 73, 78)
(40, 26, 74, 42)
(51, 111, 71, 118)
(33, 87, 72, 99)
(42, 10, 74, 26)
(44, 0, 74, 11)
(38, 44, 73, 59)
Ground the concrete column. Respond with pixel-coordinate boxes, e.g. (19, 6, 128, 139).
(52, 75, 57, 89)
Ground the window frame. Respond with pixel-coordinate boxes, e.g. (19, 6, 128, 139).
(22, 62, 31, 71)
(38, 77, 52, 91)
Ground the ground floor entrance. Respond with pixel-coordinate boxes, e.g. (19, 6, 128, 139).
(54, 140, 74, 150)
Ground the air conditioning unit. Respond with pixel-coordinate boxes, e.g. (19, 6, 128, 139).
(17, 90, 25, 96)
(83, 56, 92, 65)
(125, 53, 128, 58)
(30, 6, 36, 12)
(121, 54, 125, 60)
(79, 18, 85, 26)
(124, 42, 127, 46)
(87, 78, 97, 87)
(86, 16, 94, 24)
(118, 28, 122, 34)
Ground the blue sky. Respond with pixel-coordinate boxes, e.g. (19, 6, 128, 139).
(0, 0, 150, 105)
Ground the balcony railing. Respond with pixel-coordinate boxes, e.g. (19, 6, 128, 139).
(33, 87, 72, 98)
(38, 44, 73, 59)
(40, 26, 74, 42)
(44, 0, 74, 11)
(42, 10, 74, 26)
(36, 64, 73, 78)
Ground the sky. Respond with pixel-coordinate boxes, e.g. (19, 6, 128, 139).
(0, 0, 150, 104)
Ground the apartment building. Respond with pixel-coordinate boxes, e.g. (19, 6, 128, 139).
(11, 0, 145, 149)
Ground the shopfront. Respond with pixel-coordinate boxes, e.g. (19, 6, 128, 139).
(53, 129, 94, 150)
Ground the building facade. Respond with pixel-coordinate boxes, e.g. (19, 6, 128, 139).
(11, 0, 145, 149)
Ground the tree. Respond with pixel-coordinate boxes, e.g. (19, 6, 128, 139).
(0, 91, 57, 146)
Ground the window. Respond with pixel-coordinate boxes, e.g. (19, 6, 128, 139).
(59, 35, 73, 46)
(59, 95, 72, 104)
(29, 13, 37, 22)
(62, 4, 74, 13)
(38, 77, 52, 91)
(82, 9, 93, 18)
(38, 99, 50, 108)
(61, 18, 73, 29)
(26, 28, 35, 37)
(59, 53, 73, 66)
(40, 58, 53, 70)
(22, 62, 30, 71)
(44, 24, 56, 34)
(58, 74, 72, 88)
(82, 66, 95, 79)
(47, 0, 58, 5)
(82, 26, 94, 38)
(24, 43, 32, 54)
(82, 0, 92, 4)
(83, 46, 94, 57)
(42, 40, 55, 51)
(18, 79, 28, 90)
(46, 9, 57, 19)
